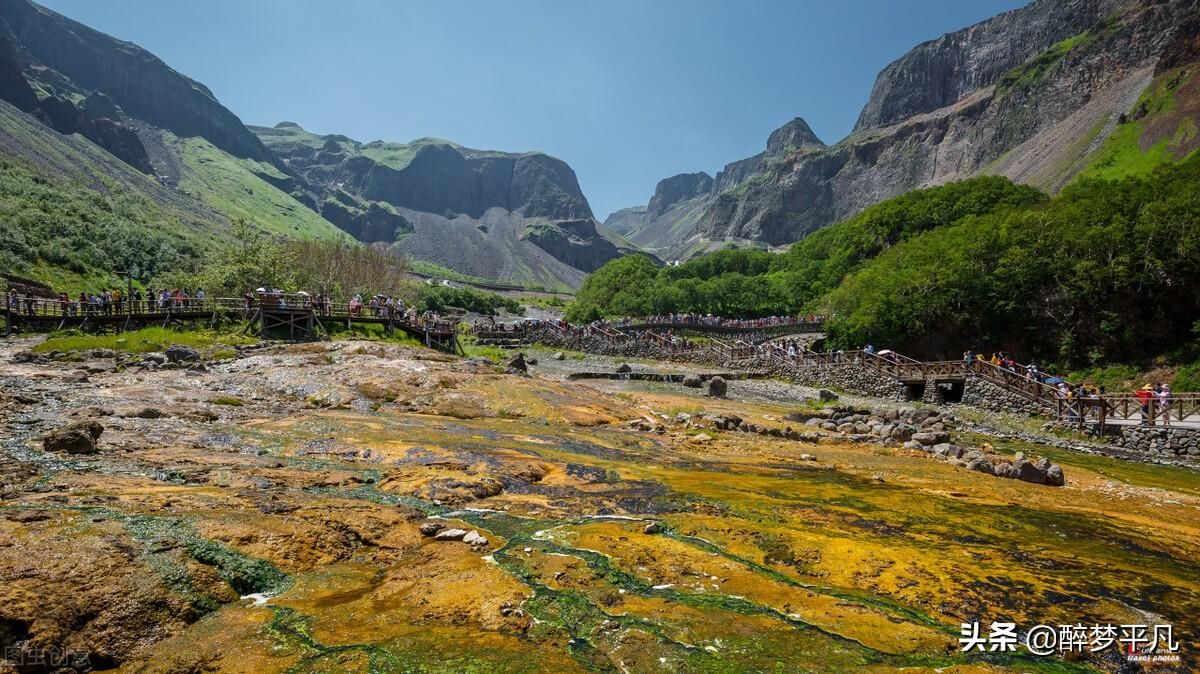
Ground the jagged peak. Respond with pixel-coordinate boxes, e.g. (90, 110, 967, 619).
(765, 117, 824, 155)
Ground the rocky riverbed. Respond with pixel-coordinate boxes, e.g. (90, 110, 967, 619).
(1, 338, 1198, 673)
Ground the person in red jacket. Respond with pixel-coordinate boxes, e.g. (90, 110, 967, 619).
(1134, 384, 1155, 425)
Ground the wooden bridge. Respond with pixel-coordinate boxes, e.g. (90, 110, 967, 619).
(2, 295, 462, 353)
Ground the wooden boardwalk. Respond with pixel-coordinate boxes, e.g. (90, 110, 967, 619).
(3, 295, 462, 353)
(510, 320, 1200, 429)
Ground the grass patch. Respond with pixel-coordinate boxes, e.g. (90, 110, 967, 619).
(32, 326, 254, 354)
(996, 32, 1091, 96)
(1173, 362, 1200, 392)
(212, 396, 245, 407)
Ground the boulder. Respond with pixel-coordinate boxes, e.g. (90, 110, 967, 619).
(91, 348, 116, 359)
(707, 376, 727, 398)
(643, 521, 662, 534)
(43, 421, 103, 454)
(526, 357, 538, 366)
(505, 352, 528, 374)
(890, 425, 914, 442)
(142, 352, 168, 364)
(911, 431, 950, 446)
(616, 363, 632, 373)
(434, 528, 468, 541)
(135, 408, 164, 419)
(462, 530, 489, 547)
(818, 389, 838, 402)
(1045, 464, 1066, 487)
(165, 344, 201, 363)
(551, 351, 565, 361)
(11, 350, 46, 364)
(420, 521, 445, 536)
(63, 371, 89, 384)
(966, 458, 994, 475)
(682, 374, 702, 388)
(1014, 460, 1047, 484)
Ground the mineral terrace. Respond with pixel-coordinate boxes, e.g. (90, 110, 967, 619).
(1, 340, 1197, 673)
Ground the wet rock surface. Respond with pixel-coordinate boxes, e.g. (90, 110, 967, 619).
(0, 337, 1196, 672)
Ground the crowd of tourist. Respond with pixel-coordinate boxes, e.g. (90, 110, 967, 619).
(6, 288, 207, 316)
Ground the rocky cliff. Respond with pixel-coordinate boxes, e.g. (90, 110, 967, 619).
(255, 122, 635, 288)
(616, 0, 1200, 250)
(0, 0, 274, 163)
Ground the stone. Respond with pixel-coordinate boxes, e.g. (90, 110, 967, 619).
(526, 357, 538, 366)
(135, 408, 164, 419)
(63, 371, 89, 384)
(142, 352, 167, 364)
(43, 421, 103, 454)
(419, 521, 445, 536)
(682, 374, 703, 388)
(890, 425, 914, 442)
(616, 363, 632, 373)
(434, 528, 468, 541)
(799, 453, 816, 461)
(1015, 460, 1047, 484)
(1045, 464, 1065, 487)
(463, 530, 489, 546)
(902, 440, 923, 450)
(91, 348, 116, 359)
(505, 352, 528, 374)
(707, 376, 727, 398)
(643, 521, 662, 534)
(911, 431, 950, 446)
(165, 344, 201, 363)
(966, 458, 994, 475)
(551, 351, 565, 361)
(818, 389, 838, 402)
(692, 433, 713, 444)
(14, 350, 51, 364)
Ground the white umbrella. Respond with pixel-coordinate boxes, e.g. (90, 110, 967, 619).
(295, 291, 310, 296)
(255, 287, 266, 293)
(877, 349, 894, 356)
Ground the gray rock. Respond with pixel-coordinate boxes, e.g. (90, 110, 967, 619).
(463, 530, 489, 546)
(682, 374, 703, 388)
(419, 521, 444, 536)
(818, 389, 838, 402)
(966, 458, 994, 475)
(1045, 464, 1065, 486)
(551, 351, 565, 361)
(643, 521, 662, 534)
(890, 425, 914, 442)
(43, 421, 103, 454)
(135, 408, 164, 419)
(165, 344, 201, 363)
(616, 363, 632, 373)
(1015, 460, 1047, 484)
(434, 528, 468, 541)
(142, 352, 167, 364)
(707, 376, 727, 398)
(911, 431, 950, 446)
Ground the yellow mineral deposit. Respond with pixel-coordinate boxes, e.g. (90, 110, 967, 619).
(1, 340, 1196, 672)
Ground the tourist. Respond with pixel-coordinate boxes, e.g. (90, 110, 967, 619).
(1135, 384, 1155, 425)
(1157, 384, 1173, 427)
(195, 288, 205, 309)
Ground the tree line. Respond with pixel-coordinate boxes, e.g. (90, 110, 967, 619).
(569, 160, 1200, 370)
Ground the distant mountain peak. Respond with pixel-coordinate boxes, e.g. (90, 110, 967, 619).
(765, 117, 824, 156)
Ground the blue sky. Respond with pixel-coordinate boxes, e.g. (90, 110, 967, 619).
(40, 0, 1026, 219)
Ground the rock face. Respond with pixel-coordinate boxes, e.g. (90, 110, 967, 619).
(254, 122, 636, 285)
(647, 172, 714, 218)
(617, 0, 1200, 249)
(0, 0, 274, 163)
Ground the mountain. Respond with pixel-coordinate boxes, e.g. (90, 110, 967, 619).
(253, 122, 636, 290)
(612, 0, 1200, 255)
(0, 0, 631, 292)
